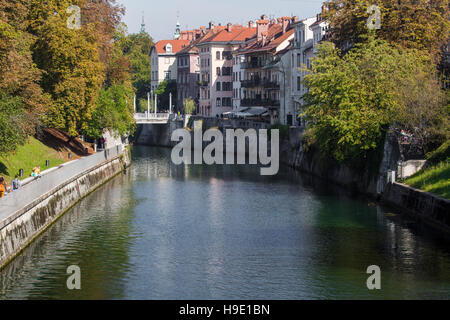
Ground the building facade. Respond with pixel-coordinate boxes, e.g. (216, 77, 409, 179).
(237, 16, 296, 124)
(150, 39, 190, 92)
(197, 24, 256, 117)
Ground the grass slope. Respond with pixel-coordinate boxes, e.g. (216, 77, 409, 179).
(403, 161, 450, 200)
(0, 137, 65, 183)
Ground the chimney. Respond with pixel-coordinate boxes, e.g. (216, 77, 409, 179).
(262, 33, 267, 47)
(256, 20, 269, 41)
(292, 16, 299, 24)
(270, 19, 276, 26)
(226, 23, 232, 32)
(282, 17, 289, 34)
(261, 14, 268, 20)
(248, 20, 254, 28)
(209, 21, 215, 30)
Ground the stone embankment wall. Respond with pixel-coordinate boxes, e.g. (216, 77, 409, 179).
(382, 182, 450, 233)
(0, 145, 131, 269)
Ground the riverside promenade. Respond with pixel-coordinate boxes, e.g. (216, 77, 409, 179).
(0, 144, 130, 269)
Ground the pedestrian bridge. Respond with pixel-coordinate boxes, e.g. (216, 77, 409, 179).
(134, 113, 170, 124)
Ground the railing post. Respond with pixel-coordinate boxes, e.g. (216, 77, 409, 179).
(155, 94, 158, 115)
(147, 92, 150, 118)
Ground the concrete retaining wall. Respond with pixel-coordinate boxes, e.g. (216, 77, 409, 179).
(382, 182, 450, 233)
(0, 146, 130, 269)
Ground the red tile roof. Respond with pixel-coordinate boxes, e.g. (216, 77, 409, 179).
(153, 40, 190, 54)
(198, 26, 256, 44)
(239, 25, 294, 55)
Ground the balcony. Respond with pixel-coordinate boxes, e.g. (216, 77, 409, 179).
(241, 78, 261, 88)
(241, 99, 280, 107)
(263, 80, 280, 89)
(198, 81, 209, 87)
(241, 61, 266, 69)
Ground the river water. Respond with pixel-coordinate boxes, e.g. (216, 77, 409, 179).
(1, 146, 449, 300)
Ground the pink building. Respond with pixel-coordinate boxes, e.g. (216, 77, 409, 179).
(196, 23, 256, 117)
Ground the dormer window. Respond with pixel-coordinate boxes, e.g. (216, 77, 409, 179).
(166, 43, 172, 53)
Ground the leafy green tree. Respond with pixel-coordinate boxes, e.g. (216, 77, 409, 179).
(28, 0, 104, 136)
(0, 0, 50, 137)
(184, 98, 196, 114)
(0, 92, 27, 154)
(85, 85, 135, 139)
(323, 0, 450, 60)
(112, 27, 154, 101)
(302, 35, 447, 162)
(155, 80, 177, 112)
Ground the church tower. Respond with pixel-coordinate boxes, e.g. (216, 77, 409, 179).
(173, 12, 181, 39)
(140, 11, 146, 33)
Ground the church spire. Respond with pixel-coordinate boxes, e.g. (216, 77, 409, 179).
(140, 11, 146, 33)
(173, 11, 181, 39)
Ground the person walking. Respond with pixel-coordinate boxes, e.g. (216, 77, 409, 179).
(0, 176, 6, 198)
(12, 175, 22, 191)
(32, 166, 41, 178)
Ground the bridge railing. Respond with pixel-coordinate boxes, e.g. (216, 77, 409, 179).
(134, 113, 170, 120)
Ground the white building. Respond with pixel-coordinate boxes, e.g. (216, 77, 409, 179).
(150, 39, 190, 92)
(288, 7, 329, 126)
(232, 53, 245, 110)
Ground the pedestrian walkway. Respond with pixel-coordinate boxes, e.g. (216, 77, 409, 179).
(0, 145, 125, 227)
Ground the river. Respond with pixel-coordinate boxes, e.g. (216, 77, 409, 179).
(1, 146, 449, 299)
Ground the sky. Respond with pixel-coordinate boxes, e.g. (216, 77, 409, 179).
(117, 0, 325, 41)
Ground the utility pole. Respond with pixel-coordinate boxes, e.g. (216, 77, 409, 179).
(154, 94, 158, 114)
(133, 95, 136, 113)
(169, 93, 172, 114)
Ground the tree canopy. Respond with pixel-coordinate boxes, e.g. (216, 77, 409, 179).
(0, 0, 148, 153)
(323, 0, 450, 60)
(302, 35, 448, 162)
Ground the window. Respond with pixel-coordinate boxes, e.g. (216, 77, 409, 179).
(297, 54, 301, 68)
(165, 71, 171, 80)
(216, 51, 220, 60)
(222, 97, 231, 107)
(297, 77, 301, 91)
(216, 98, 221, 107)
(166, 44, 172, 53)
(216, 82, 221, 91)
(217, 67, 221, 76)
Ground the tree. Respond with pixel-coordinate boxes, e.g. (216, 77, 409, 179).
(112, 28, 154, 100)
(85, 85, 135, 139)
(184, 98, 196, 114)
(0, 0, 50, 138)
(0, 92, 27, 154)
(323, 0, 450, 60)
(302, 35, 447, 162)
(155, 80, 177, 112)
(28, 0, 105, 137)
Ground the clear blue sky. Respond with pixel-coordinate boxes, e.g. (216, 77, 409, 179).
(117, 0, 325, 41)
